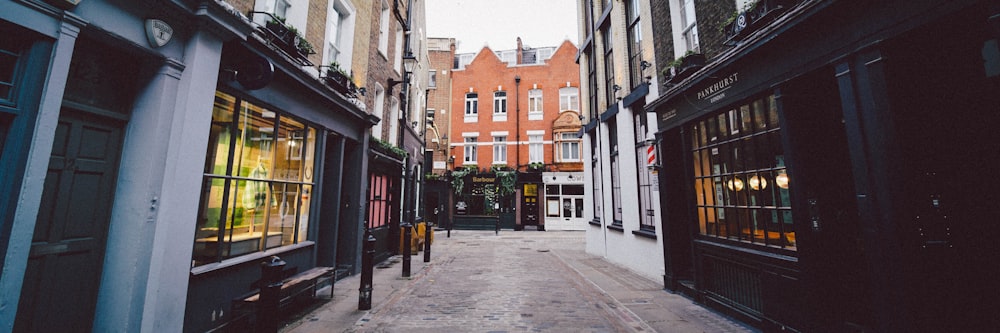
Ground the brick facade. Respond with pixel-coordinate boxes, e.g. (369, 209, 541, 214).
(364, 0, 405, 141)
(426, 38, 455, 174)
(449, 40, 583, 173)
(695, 0, 737, 60)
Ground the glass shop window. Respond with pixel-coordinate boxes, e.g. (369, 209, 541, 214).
(193, 91, 317, 267)
(689, 94, 795, 250)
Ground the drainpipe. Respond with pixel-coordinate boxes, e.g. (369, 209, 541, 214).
(515, 75, 521, 170)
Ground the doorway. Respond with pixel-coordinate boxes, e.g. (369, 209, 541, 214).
(16, 108, 125, 332)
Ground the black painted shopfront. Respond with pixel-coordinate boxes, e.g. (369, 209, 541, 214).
(651, 1, 1000, 332)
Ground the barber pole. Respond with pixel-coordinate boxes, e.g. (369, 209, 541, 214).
(647, 145, 656, 166)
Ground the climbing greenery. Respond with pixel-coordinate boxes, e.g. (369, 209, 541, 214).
(496, 171, 517, 196)
(450, 165, 475, 195)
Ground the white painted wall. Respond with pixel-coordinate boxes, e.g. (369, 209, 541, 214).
(584, 104, 664, 283)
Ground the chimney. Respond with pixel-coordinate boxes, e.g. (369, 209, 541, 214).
(516, 37, 523, 65)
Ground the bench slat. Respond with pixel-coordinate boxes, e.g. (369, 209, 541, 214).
(242, 267, 333, 302)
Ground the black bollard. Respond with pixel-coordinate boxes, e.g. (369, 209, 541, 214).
(402, 223, 412, 277)
(259, 256, 285, 333)
(423, 222, 432, 262)
(359, 231, 376, 310)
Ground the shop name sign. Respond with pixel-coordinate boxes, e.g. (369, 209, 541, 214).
(472, 177, 495, 183)
(696, 72, 739, 104)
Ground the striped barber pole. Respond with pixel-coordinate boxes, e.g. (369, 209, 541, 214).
(647, 145, 656, 165)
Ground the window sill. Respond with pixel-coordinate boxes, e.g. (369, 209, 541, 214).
(191, 241, 315, 275)
(464, 116, 478, 123)
(632, 229, 657, 239)
(528, 113, 543, 121)
(589, 219, 602, 226)
(607, 223, 624, 232)
(492, 115, 507, 122)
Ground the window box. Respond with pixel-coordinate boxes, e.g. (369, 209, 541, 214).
(324, 65, 358, 96)
(250, 12, 314, 65)
(723, 0, 799, 43)
(664, 52, 706, 85)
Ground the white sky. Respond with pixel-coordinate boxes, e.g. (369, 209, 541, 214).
(425, 0, 580, 54)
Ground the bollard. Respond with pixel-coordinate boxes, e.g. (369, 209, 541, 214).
(359, 231, 376, 310)
(402, 223, 412, 277)
(423, 222, 432, 263)
(259, 256, 285, 333)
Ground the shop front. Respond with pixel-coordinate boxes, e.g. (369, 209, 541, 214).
(185, 39, 372, 332)
(651, 1, 1000, 332)
(449, 168, 518, 230)
(541, 172, 586, 230)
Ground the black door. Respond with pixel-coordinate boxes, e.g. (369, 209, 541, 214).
(16, 108, 124, 332)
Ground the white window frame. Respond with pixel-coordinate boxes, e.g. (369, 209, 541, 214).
(528, 89, 543, 120)
(680, 0, 700, 52)
(557, 132, 581, 162)
(388, 97, 400, 144)
(493, 91, 508, 121)
(559, 87, 579, 111)
(378, 0, 390, 57)
(464, 136, 478, 164)
(465, 92, 478, 123)
(324, 0, 356, 71)
(372, 84, 386, 139)
(528, 131, 545, 163)
(493, 135, 507, 164)
(394, 26, 404, 74)
(429, 70, 437, 88)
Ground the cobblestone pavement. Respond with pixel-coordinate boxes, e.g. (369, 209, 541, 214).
(285, 230, 757, 333)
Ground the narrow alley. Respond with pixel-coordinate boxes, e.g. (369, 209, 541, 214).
(283, 231, 756, 333)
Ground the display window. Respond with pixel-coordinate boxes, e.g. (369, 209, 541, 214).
(545, 184, 584, 219)
(367, 173, 393, 229)
(193, 91, 317, 266)
(690, 94, 795, 249)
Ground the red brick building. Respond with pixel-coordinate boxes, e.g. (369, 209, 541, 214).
(447, 39, 587, 231)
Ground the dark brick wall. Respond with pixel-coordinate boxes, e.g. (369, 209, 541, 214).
(696, 0, 738, 61)
(650, 0, 675, 80)
(364, 0, 404, 141)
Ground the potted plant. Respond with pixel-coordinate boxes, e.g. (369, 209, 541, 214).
(663, 51, 706, 84)
(324, 62, 354, 94)
(265, 17, 290, 39)
(297, 37, 315, 56)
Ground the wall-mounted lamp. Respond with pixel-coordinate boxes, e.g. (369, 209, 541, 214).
(358, 87, 367, 96)
(613, 84, 622, 91)
(640, 60, 652, 70)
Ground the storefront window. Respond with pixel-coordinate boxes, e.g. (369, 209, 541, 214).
(546, 184, 585, 218)
(690, 94, 794, 250)
(368, 174, 393, 229)
(193, 91, 317, 266)
(0, 36, 23, 105)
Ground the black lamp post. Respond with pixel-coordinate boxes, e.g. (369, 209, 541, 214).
(394, 52, 417, 278)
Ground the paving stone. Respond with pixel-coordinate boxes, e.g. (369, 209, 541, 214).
(282, 231, 758, 333)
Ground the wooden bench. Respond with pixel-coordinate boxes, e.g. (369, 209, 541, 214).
(233, 266, 335, 313)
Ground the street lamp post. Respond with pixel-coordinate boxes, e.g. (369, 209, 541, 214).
(394, 52, 417, 278)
